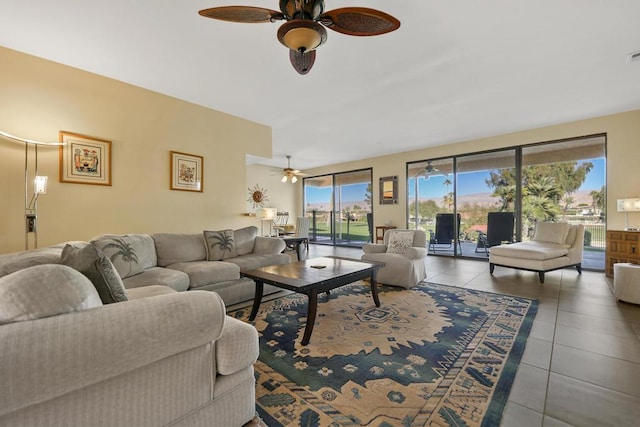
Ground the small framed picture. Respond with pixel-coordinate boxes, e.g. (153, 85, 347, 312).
(170, 151, 203, 192)
(379, 175, 398, 204)
(59, 131, 112, 186)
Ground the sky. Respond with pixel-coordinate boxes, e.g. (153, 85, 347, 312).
(304, 158, 605, 205)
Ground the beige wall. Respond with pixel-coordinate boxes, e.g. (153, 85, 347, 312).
(0, 47, 273, 253)
(302, 110, 640, 232)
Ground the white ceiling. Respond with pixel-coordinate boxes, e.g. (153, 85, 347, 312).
(2, 1, 640, 171)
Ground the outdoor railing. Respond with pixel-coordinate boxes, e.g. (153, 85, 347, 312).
(582, 223, 605, 250)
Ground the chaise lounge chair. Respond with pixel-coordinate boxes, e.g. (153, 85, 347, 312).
(489, 222, 584, 283)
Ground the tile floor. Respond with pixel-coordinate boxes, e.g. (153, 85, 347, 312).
(300, 244, 640, 426)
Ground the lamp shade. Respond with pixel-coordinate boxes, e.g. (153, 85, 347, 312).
(258, 207, 277, 220)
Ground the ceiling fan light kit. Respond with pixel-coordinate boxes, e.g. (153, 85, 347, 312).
(281, 155, 304, 183)
(199, 0, 400, 75)
(278, 20, 327, 53)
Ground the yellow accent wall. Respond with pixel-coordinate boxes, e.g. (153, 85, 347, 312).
(0, 47, 272, 253)
(303, 110, 640, 232)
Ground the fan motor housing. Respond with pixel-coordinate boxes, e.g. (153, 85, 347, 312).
(279, 0, 324, 20)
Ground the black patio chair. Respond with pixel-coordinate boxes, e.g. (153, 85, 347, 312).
(476, 211, 515, 256)
(429, 213, 462, 253)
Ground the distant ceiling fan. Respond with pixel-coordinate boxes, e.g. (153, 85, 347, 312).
(424, 161, 440, 176)
(281, 155, 306, 183)
(198, 0, 400, 74)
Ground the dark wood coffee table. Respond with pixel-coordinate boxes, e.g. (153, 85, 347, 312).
(241, 256, 384, 345)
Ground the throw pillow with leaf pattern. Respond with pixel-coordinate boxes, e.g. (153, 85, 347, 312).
(387, 231, 415, 255)
(204, 229, 237, 261)
(92, 237, 143, 279)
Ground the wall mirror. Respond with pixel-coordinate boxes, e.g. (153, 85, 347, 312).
(379, 175, 398, 205)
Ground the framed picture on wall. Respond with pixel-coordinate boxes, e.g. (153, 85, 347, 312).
(379, 175, 398, 204)
(170, 151, 203, 192)
(59, 131, 112, 186)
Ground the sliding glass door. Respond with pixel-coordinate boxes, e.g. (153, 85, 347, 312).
(407, 158, 456, 256)
(456, 150, 516, 257)
(304, 169, 373, 247)
(407, 135, 606, 270)
(519, 137, 606, 251)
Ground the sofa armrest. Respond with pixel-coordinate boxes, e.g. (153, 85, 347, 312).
(406, 247, 428, 259)
(362, 243, 387, 254)
(0, 291, 226, 417)
(216, 316, 259, 375)
(253, 236, 286, 254)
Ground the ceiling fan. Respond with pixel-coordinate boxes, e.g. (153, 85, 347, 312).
(424, 161, 440, 176)
(198, 0, 401, 74)
(281, 155, 306, 183)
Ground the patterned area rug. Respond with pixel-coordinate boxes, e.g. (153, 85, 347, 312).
(230, 282, 538, 427)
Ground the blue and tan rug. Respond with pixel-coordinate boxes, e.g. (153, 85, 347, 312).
(231, 282, 538, 426)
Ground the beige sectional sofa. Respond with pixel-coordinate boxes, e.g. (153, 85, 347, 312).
(0, 225, 291, 425)
(0, 226, 290, 306)
(0, 264, 259, 426)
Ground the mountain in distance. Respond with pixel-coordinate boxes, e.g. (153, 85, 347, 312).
(305, 189, 599, 211)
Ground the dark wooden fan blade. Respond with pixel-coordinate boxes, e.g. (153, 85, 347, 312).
(289, 49, 316, 75)
(199, 6, 284, 23)
(319, 7, 400, 36)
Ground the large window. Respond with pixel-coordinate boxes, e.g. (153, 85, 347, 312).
(303, 168, 373, 247)
(407, 135, 606, 270)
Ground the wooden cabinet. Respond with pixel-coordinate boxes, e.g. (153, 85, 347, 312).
(375, 226, 396, 243)
(606, 230, 640, 277)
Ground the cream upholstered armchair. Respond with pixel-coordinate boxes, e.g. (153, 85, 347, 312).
(361, 229, 428, 289)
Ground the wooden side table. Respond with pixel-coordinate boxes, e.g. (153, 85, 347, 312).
(605, 230, 640, 277)
(375, 226, 396, 243)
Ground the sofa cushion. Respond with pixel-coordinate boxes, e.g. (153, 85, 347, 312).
(204, 229, 237, 261)
(126, 285, 178, 300)
(153, 233, 207, 267)
(91, 235, 145, 279)
(165, 261, 240, 289)
(0, 264, 102, 324)
(490, 241, 569, 261)
(387, 230, 415, 255)
(61, 242, 129, 304)
(533, 222, 570, 245)
(225, 253, 291, 272)
(122, 266, 190, 292)
(253, 236, 286, 254)
(234, 226, 258, 255)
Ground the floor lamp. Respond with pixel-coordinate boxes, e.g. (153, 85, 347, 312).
(0, 131, 63, 249)
(617, 198, 640, 231)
